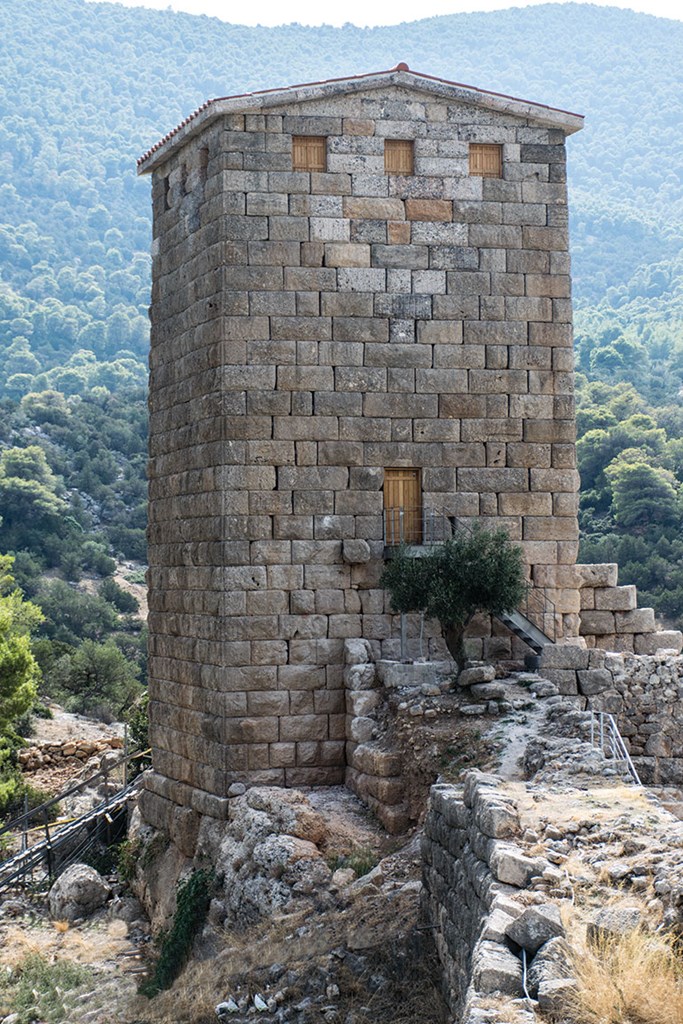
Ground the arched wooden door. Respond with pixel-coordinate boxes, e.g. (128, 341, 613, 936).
(383, 468, 422, 544)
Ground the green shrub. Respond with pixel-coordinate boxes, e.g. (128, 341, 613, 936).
(0, 953, 92, 1024)
(99, 577, 139, 614)
(328, 845, 379, 878)
(141, 868, 215, 997)
(117, 837, 143, 883)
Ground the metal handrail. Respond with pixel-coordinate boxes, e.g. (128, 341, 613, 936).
(383, 506, 557, 643)
(589, 711, 641, 786)
(0, 746, 149, 840)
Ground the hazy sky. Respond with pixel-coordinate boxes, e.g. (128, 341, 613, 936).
(99, 0, 683, 27)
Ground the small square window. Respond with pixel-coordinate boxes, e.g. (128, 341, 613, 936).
(292, 136, 326, 172)
(469, 143, 503, 178)
(384, 139, 414, 175)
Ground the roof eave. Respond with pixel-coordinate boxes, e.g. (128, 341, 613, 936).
(137, 69, 583, 176)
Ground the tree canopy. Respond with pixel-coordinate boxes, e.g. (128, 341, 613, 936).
(380, 528, 528, 668)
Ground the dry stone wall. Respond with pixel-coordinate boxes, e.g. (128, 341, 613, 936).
(142, 71, 583, 809)
(539, 644, 683, 785)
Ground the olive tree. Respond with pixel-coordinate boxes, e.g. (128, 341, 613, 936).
(380, 526, 528, 671)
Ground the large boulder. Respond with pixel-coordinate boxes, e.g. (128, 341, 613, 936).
(48, 863, 112, 922)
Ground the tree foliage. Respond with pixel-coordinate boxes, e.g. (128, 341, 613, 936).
(0, 555, 43, 736)
(380, 528, 528, 668)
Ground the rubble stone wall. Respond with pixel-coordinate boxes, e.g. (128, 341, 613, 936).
(539, 644, 683, 785)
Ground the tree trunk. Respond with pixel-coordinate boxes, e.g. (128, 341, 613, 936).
(444, 619, 471, 672)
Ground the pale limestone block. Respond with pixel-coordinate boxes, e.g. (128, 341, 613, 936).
(594, 586, 637, 612)
(580, 611, 616, 635)
(615, 608, 656, 634)
(324, 243, 371, 266)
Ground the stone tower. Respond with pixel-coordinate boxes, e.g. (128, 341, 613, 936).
(137, 66, 584, 822)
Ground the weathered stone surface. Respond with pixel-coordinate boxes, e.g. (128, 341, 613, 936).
(48, 864, 112, 922)
(489, 843, 547, 887)
(471, 940, 523, 995)
(141, 70, 594, 801)
(458, 665, 496, 687)
(506, 904, 564, 954)
(587, 905, 642, 943)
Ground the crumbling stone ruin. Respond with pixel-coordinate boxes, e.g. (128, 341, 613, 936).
(137, 65, 681, 843)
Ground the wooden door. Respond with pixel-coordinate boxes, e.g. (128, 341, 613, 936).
(384, 468, 422, 544)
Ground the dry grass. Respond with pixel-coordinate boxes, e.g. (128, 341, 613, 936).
(0, 917, 131, 969)
(138, 882, 442, 1024)
(564, 920, 683, 1024)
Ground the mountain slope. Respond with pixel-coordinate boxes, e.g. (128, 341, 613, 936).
(1, 0, 682, 394)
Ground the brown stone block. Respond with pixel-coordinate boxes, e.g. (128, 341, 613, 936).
(343, 118, 375, 136)
(523, 517, 579, 541)
(469, 369, 528, 395)
(343, 197, 405, 219)
(324, 243, 371, 267)
(269, 742, 296, 768)
(280, 715, 329, 742)
(522, 541, 558, 564)
(591, 585, 637, 612)
(295, 741, 323, 766)
(528, 323, 573, 347)
(464, 321, 527, 345)
(529, 468, 580, 493)
(310, 172, 351, 195)
(551, 444, 576, 469)
(251, 640, 288, 666)
(457, 467, 528, 492)
(615, 608, 655, 633)
(388, 221, 411, 244)
(461, 419, 523, 442)
(225, 716, 279, 744)
(524, 420, 575, 444)
(247, 745, 271, 770)
(440, 394, 486, 419)
(247, 691, 290, 716)
(405, 199, 453, 221)
(285, 767, 345, 786)
(499, 493, 552, 516)
(246, 590, 289, 615)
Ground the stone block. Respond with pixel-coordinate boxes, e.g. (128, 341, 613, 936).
(540, 644, 589, 670)
(615, 608, 656, 634)
(594, 586, 637, 611)
(279, 715, 329, 742)
(542, 669, 578, 695)
(324, 243, 371, 266)
(580, 611, 615, 636)
(634, 631, 683, 655)
(577, 669, 613, 695)
(405, 199, 453, 221)
(489, 842, 547, 887)
(472, 941, 523, 996)
(575, 564, 619, 589)
(343, 197, 405, 219)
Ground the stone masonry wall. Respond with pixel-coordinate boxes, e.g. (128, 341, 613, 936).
(422, 772, 543, 1021)
(539, 644, 683, 785)
(144, 72, 581, 808)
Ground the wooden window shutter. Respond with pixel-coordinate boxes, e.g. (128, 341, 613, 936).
(383, 468, 422, 544)
(384, 139, 414, 175)
(469, 143, 503, 178)
(292, 135, 326, 172)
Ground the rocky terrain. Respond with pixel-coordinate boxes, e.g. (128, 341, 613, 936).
(2, 665, 683, 1023)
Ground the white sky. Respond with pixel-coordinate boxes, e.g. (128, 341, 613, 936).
(97, 0, 683, 26)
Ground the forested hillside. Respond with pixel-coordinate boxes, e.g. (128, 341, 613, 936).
(1, 0, 683, 652)
(2, 0, 683, 390)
